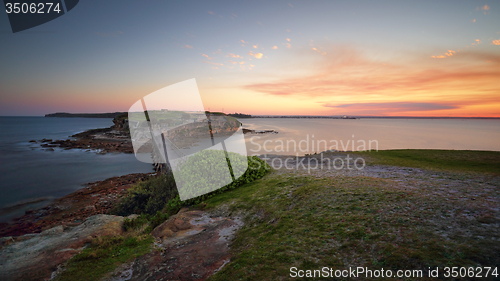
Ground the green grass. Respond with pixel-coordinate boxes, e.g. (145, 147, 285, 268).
(357, 149, 500, 175)
(56, 150, 499, 280)
(205, 169, 499, 280)
(55, 235, 153, 281)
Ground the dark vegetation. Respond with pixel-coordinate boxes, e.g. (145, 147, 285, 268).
(58, 155, 270, 280)
(45, 112, 127, 118)
(228, 113, 253, 118)
(111, 155, 270, 218)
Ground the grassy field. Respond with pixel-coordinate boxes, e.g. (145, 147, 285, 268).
(357, 149, 500, 175)
(56, 235, 153, 281)
(205, 150, 499, 280)
(205, 175, 498, 280)
(56, 150, 500, 280)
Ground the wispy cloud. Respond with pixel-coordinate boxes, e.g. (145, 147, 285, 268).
(184, 45, 193, 49)
(244, 46, 500, 116)
(445, 50, 456, 56)
(202, 54, 213, 59)
(227, 53, 242, 58)
(272, 46, 278, 50)
(248, 51, 264, 59)
(477, 4, 490, 14)
(203, 61, 223, 66)
(431, 50, 457, 58)
(492, 39, 500, 45)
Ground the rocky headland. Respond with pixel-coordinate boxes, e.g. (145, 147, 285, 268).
(34, 114, 133, 154)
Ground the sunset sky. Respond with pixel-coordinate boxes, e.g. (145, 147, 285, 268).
(0, 0, 499, 117)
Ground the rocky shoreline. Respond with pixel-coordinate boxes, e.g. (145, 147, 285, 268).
(35, 125, 134, 154)
(0, 116, 279, 280)
(0, 173, 152, 238)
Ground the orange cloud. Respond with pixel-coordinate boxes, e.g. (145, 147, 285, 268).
(254, 53, 263, 59)
(208, 11, 214, 15)
(244, 46, 500, 116)
(202, 54, 213, 59)
(492, 40, 500, 45)
(227, 53, 241, 58)
(431, 55, 446, 58)
(184, 45, 193, 49)
(482, 5, 490, 10)
(272, 46, 278, 50)
(253, 45, 258, 49)
(472, 19, 476, 23)
(445, 50, 456, 56)
(286, 38, 291, 42)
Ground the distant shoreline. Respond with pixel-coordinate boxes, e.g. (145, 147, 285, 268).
(250, 115, 500, 119)
(39, 113, 500, 119)
(45, 112, 126, 118)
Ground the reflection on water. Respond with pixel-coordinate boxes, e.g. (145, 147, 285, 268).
(242, 118, 500, 156)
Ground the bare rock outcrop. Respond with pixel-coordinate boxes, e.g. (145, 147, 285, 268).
(105, 209, 243, 281)
(0, 214, 124, 281)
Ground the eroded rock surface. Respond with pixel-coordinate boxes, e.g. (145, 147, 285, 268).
(0, 214, 124, 281)
(107, 209, 243, 281)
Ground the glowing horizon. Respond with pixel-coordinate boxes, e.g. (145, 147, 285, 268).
(0, 1, 499, 117)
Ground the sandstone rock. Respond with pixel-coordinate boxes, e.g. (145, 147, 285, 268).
(128, 211, 244, 281)
(0, 214, 125, 281)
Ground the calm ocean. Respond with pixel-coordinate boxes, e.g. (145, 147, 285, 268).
(242, 118, 500, 155)
(0, 117, 152, 222)
(1, 117, 499, 221)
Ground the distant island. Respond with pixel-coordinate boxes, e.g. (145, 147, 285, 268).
(45, 112, 499, 120)
(45, 112, 127, 118)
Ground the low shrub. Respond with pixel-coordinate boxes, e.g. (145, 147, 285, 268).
(112, 155, 270, 216)
(111, 173, 177, 216)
